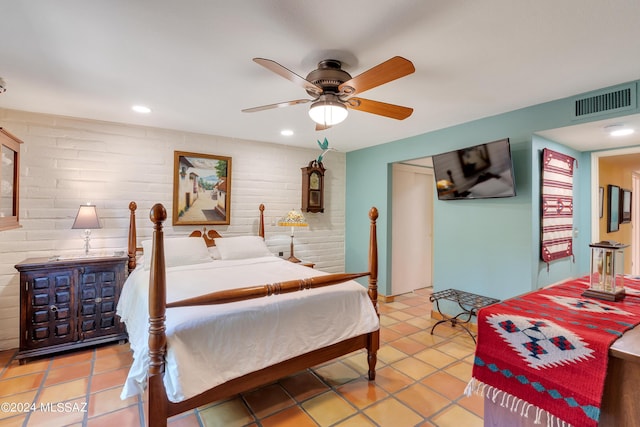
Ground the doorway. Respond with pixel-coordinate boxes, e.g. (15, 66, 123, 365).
(591, 147, 640, 275)
(391, 161, 434, 295)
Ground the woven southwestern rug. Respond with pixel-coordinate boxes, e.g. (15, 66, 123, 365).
(467, 276, 640, 427)
(541, 148, 575, 267)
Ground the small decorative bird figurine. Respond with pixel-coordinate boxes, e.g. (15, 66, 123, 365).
(317, 137, 335, 163)
(317, 137, 329, 151)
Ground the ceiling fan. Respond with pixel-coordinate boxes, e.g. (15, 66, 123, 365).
(242, 56, 415, 130)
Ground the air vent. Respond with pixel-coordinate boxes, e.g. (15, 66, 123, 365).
(573, 84, 636, 119)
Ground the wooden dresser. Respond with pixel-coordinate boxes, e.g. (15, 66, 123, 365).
(15, 255, 128, 363)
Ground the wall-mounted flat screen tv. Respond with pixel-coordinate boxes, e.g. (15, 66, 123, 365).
(433, 138, 516, 200)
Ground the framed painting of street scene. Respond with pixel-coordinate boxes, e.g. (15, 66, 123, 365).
(172, 151, 232, 226)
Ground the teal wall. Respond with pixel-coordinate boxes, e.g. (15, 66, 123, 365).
(346, 80, 639, 303)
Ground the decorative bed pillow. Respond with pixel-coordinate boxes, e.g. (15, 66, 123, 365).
(208, 246, 222, 260)
(141, 237, 212, 270)
(214, 235, 272, 260)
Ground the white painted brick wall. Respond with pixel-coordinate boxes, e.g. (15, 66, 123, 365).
(0, 108, 346, 350)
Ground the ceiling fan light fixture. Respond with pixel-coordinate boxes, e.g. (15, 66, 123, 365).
(309, 99, 348, 126)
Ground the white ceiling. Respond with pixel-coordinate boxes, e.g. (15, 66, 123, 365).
(1, 1, 640, 153)
(537, 113, 640, 152)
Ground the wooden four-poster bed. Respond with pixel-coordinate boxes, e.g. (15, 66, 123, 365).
(120, 202, 380, 427)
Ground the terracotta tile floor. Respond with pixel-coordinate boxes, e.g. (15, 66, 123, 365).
(0, 288, 484, 426)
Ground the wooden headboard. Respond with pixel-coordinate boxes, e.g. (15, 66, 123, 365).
(127, 202, 266, 269)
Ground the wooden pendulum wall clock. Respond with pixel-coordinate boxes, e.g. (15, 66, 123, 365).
(301, 160, 325, 213)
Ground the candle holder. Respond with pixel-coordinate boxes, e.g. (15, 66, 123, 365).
(583, 241, 628, 301)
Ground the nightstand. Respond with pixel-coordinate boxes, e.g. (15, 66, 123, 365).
(15, 255, 128, 363)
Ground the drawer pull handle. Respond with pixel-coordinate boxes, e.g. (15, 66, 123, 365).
(95, 297, 103, 303)
(50, 305, 58, 313)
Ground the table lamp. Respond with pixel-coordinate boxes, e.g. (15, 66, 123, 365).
(278, 209, 308, 263)
(72, 203, 102, 255)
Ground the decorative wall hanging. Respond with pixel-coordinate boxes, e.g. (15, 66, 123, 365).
(540, 148, 575, 267)
(173, 151, 232, 226)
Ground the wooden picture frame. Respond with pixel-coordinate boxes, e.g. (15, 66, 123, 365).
(173, 151, 232, 226)
(607, 184, 620, 233)
(621, 189, 632, 224)
(599, 186, 604, 219)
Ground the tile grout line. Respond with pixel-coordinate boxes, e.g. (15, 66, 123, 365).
(0, 350, 17, 379)
(0, 351, 25, 426)
(307, 365, 379, 427)
(22, 354, 53, 426)
(82, 347, 142, 425)
(81, 346, 97, 427)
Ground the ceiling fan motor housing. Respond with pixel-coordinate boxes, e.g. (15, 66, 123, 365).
(305, 60, 352, 97)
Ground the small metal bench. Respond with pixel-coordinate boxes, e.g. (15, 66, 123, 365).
(429, 288, 499, 343)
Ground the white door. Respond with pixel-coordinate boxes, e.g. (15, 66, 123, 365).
(391, 163, 433, 295)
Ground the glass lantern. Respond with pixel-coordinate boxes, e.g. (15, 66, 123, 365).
(584, 241, 628, 301)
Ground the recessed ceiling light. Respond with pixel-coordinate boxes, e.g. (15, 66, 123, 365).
(281, 129, 294, 136)
(605, 124, 634, 137)
(132, 105, 152, 114)
(611, 128, 635, 137)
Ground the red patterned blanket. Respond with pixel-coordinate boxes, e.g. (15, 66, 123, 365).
(468, 276, 640, 427)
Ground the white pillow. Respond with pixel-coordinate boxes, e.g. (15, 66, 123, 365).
(141, 237, 212, 270)
(208, 246, 222, 260)
(214, 235, 272, 260)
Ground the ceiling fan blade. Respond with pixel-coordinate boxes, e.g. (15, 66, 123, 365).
(339, 56, 415, 97)
(241, 99, 311, 113)
(346, 97, 413, 120)
(253, 58, 323, 96)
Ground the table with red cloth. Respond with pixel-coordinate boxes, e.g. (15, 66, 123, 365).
(467, 276, 640, 427)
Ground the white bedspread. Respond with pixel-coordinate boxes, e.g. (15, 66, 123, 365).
(116, 256, 379, 402)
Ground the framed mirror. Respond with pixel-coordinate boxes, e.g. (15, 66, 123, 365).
(0, 128, 23, 231)
(607, 184, 620, 233)
(621, 189, 632, 224)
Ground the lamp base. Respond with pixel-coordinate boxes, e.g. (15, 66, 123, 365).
(582, 288, 625, 301)
(287, 255, 301, 263)
(83, 230, 92, 256)
(287, 233, 301, 263)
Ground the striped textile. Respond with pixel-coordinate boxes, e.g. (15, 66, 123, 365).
(541, 148, 575, 265)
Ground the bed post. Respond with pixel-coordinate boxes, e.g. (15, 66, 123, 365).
(368, 207, 379, 312)
(367, 206, 379, 380)
(128, 201, 137, 271)
(259, 204, 265, 239)
(148, 204, 168, 427)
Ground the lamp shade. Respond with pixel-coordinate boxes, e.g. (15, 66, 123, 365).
(72, 204, 102, 229)
(308, 98, 348, 126)
(278, 210, 308, 227)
